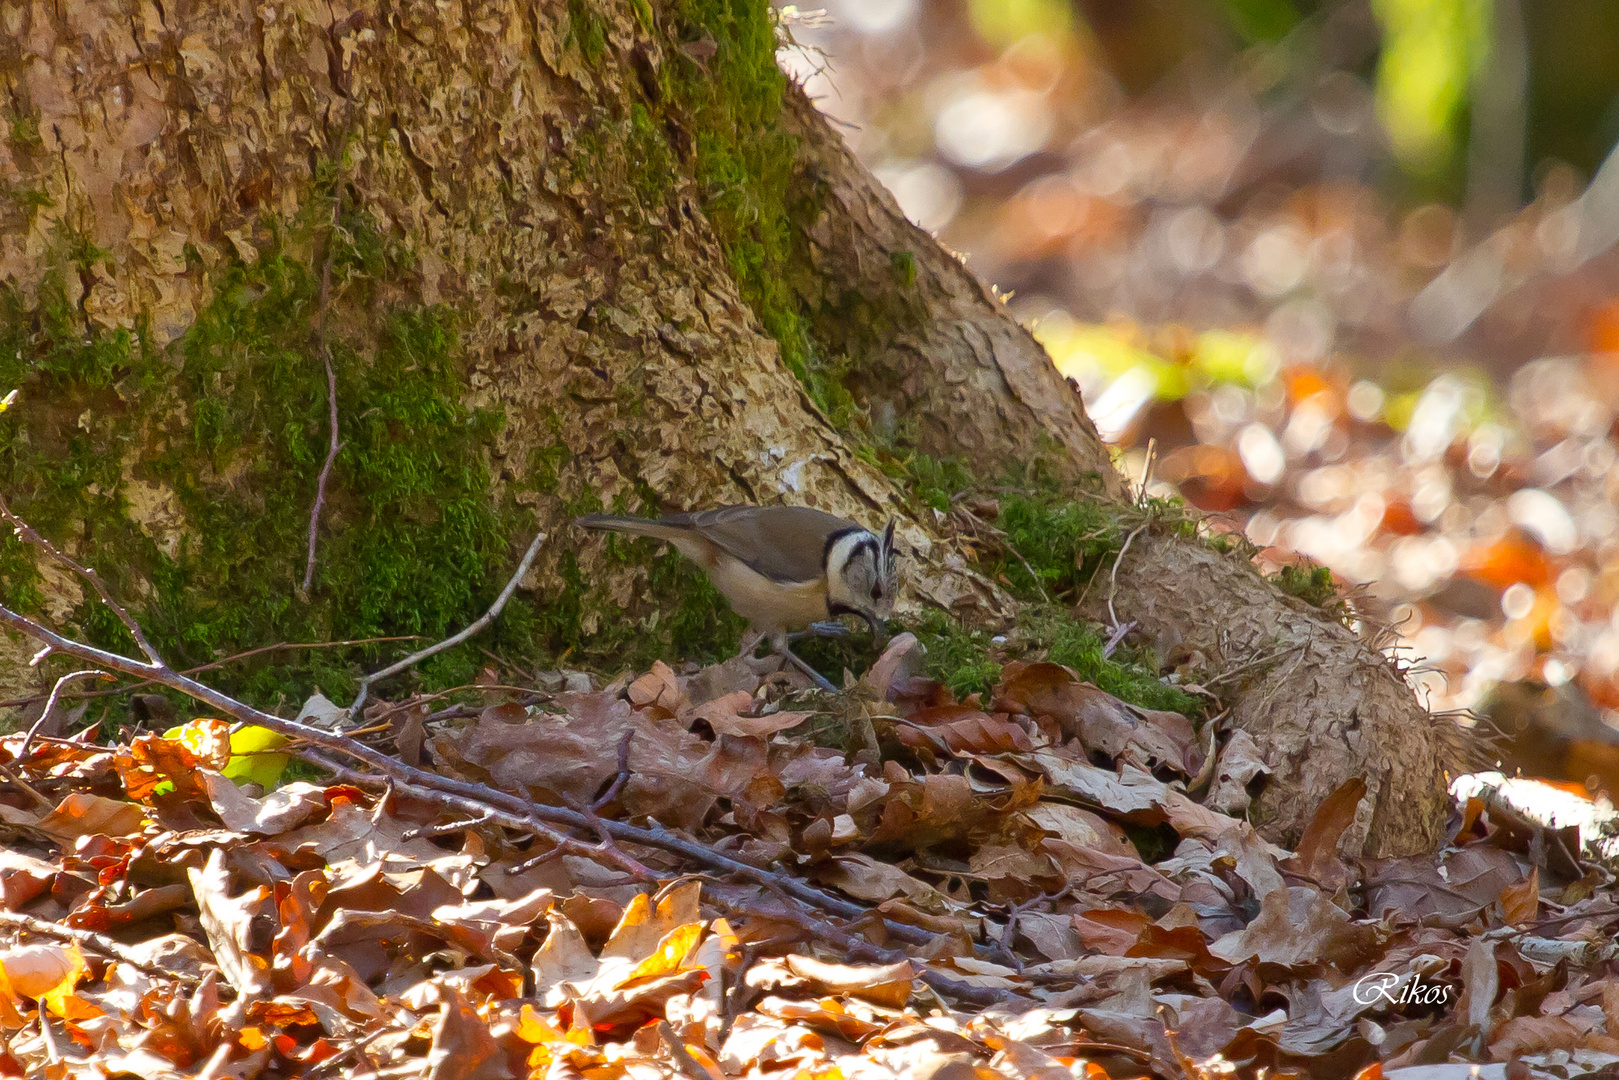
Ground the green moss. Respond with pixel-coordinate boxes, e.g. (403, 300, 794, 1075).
(912, 610, 1002, 700)
(0, 214, 535, 714)
(658, 0, 861, 425)
(907, 604, 1202, 718)
(889, 250, 916, 288)
(1271, 561, 1352, 625)
(4, 108, 42, 151)
(567, 0, 609, 64)
(867, 451, 1201, 717)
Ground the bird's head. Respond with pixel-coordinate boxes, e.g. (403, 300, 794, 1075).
(825, 519, 898, 640)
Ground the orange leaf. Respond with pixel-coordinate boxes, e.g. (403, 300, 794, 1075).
(1500, 868, 1539, 926)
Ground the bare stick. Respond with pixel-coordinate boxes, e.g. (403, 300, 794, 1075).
(300, 103, 355, 600)
(1107, 522, 1149, 631)
(657, 1021, 712, 1080)
(300, 348, 344, 596)
(0, 636, 422, 711)
(0, 910, 201, 984)
(300, 749, 654, 881)
(0, 518, 985, 958)
(401, 809, 493, 842)
(0, 602, 929, 940)
(591, 729, 635, 812)
(347, 531, 546, 717)
(1101, 620, 1135, 660)
(17, 669, 112, 760)
(0, 494, 162, 665)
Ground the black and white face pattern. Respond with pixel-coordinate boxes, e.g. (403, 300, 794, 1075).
(824, 520, 900, 632)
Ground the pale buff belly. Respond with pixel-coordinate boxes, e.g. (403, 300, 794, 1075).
(670, 537, 828, 634)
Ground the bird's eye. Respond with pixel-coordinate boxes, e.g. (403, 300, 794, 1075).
(871, 586, 882, 601)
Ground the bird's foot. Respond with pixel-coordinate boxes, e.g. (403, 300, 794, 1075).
(789, 620, 851, 641)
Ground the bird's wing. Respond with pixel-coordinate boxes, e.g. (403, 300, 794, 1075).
(670, 505, 862, 584)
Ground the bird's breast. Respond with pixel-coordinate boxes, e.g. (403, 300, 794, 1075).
(701, 550, 829, 633)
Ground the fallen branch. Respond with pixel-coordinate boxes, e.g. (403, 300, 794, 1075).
(0, 910, 202, 985)
(0, 508, 990, 973)
(0, 495, 162, 666)
(17, 669, 113, 760)
(0, 637, 423, 712)
(347, 531, 546, 718)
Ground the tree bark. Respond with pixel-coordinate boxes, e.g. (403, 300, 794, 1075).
(0, 0, 1455, 854)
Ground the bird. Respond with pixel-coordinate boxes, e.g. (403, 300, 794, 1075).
(574, 505, 898, 691)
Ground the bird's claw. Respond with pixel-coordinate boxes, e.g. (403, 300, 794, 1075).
(790, 620, 852, 641)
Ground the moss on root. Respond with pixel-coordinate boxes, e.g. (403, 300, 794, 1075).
(0, 219, 530, 712)
(0, 203, 749, 719)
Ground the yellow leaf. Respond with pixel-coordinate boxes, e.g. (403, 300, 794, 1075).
(622, 922, 704, 986)
(162, 722, 291, 789)
(0, 944, 94, 1018)
(222, 725, 292, 789)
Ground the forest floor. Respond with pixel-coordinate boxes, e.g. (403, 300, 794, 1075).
(0, 600, 1616, 1080)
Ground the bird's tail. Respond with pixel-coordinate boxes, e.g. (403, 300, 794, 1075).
(573, 513, 688, 542)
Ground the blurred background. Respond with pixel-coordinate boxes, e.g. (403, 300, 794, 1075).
(778, 0, 1619, 793)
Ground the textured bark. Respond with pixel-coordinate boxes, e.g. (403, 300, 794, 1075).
(0, 0, 1455, 855)
(775, 84, 1454, 854)
(779, 87, 1121, 496)
(1093, 536, 1453, 854)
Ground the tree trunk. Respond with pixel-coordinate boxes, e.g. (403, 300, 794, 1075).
(0, 0, 1454, 855)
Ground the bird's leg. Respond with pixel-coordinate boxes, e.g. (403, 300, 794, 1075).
(769, 631, 837, 693)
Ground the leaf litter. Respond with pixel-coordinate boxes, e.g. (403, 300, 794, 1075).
(0, 637, 1617, 1078)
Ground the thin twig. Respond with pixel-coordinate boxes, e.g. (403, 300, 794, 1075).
(300, 202, 345, 598)
(0, 494, 162, 665)
(0, 763, 52, 809)
(713, 891, 1024, 1008)
(300, 89, 358, 600)
(0, 515, 995, 962)
(1137, 437, 1157, 504)
(17, 669, 111, 760)
(1101, 620, 1135, 660)
(401, 809, 493, 842)
(657, 1021, 712, 1080)
(591, 729, 635, 812)
(0, 910, 201, 984)
(1107, 522, 1149, 630)
(0, 637, 423, 711)
(300, 749, 656, 882)
(0, 598, 928, 940)
(347, 532, 546, 718)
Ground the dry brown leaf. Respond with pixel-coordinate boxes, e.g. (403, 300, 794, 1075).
(1022, 801, 1137, 858)
(1203, 729, 1272, 816)
(188, 849, 274, 1000)
(627, 660, 687, 715)
(531, 912, 599, 1005)
(198, 773, 328, 835)
(683, 691, 814, 737)
(1499, 867, 1540, 926)
(897, 706, 1035, 755)
(995, 661, 1202, 775)
(1365, 846, 1530, 926)
(424, 984, 513, 1080)
(1208, 887, 1380, 971)
(115, 734, 207, 804)
(1285, 777, 1366, 887)
(33, 792, 146, 843)
(599, 880, 702, 962)
(782, 955, 915, 1008)
(274, 798, 480, 890)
